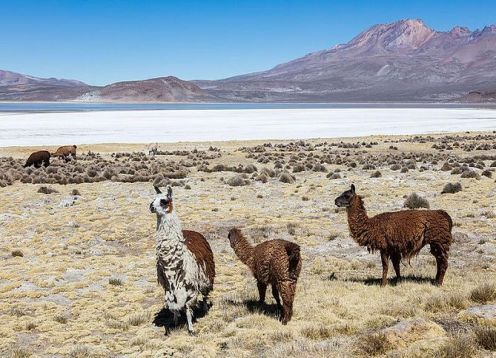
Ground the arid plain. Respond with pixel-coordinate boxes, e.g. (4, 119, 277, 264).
(1, 132, 495, 357)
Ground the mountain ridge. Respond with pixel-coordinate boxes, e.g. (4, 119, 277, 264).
(1, 19, 496, 102)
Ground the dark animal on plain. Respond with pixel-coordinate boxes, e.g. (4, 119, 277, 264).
(228, 228, 302, 324)
(24, 150, 51, 168)
(150, 185, 215, 335)
(52, 145, 77, 161)
(335, 184, 452, 286)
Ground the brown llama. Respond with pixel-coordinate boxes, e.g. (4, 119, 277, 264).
(335, 184, 452, 286)
(228, 228, 302, 324)
(24, 150, 51, 168)
(52, 145, 77, 161)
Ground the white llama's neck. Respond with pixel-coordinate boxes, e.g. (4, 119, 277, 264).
(156, 211, 185, 250)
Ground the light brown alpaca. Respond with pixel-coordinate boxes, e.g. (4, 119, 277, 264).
(335, 184, 452, 286)
(52, 145, 77, 161)
(228, 228, 302, 324)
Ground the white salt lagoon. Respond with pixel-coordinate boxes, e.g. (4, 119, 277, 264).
(0, 107, 495, 146)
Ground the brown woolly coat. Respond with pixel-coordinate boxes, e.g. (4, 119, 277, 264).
(53, 145, 77, 158)
(183, 230, 215, 289)
(347, 195, 452, 259)
(24, 150, 51, 168)
(228, 228, 301, 324)
(229, 229, 301, 284)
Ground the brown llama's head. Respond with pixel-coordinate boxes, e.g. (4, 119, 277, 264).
(335, 184, 356, 207)
(150, 185, 174, 215)
(227, 227, 242, 247)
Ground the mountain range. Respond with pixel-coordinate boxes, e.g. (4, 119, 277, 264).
(2, 19, 496, 102)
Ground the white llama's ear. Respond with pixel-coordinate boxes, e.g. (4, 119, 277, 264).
(167, 186, 173, 199)
(154, 186, 162, 194)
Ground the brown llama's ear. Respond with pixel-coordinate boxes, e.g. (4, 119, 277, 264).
(351, 184, 356, 193)
(154, 186, 162, 194)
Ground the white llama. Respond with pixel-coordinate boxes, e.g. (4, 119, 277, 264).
(149, 186, 215, 334)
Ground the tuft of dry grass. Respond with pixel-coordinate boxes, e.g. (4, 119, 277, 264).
(437, 334, 477, 358)
(300, 325, 333, 340)
(474, 326, 496, 351)
(69, 345, 91, 358)
(470, 284, 496, 304)
(355, 332, 392, 356)
(8, 348, 31, 358)
(54, 315, 68, 324)
(108, 277, 123, 286)
(425, 293, 468, 313)
(127, 312, 150, 326)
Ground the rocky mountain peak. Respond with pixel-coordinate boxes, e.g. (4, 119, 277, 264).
(343, 18, 435, 53)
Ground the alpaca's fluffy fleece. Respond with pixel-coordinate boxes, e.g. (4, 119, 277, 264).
(335, 185, 452, 286)
(52, 145, 77, 159)
(228, 228, 301, 324)
(24, 150, 51, 168)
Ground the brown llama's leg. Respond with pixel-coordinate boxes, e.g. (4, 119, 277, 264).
(380, 250, 389, 287)
(430, 243, 449, 286)
(271, 285, 282, 311)
(257, 281, 267, 305)
(391, 253, 401, 281)
(279, 280, 295, 325)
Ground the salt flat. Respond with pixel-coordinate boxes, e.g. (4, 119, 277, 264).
(0, 108, 495, 146)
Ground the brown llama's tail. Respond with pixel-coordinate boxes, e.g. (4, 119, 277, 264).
(284, 242, 301, 281)
(440, 210, 453, 232)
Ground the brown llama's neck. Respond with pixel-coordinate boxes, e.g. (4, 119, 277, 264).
(231, 234, 255, 271)
(346, 195, 370, 246)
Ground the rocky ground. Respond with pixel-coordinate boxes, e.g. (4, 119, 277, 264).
(0, 132, 495, 357)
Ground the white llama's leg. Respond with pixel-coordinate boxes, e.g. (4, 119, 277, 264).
(185, 298, 197, 334)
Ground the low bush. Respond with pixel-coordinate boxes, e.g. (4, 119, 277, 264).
(403, 193, 430, 209)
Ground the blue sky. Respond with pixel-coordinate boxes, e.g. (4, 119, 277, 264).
(1, 0, 495, 85)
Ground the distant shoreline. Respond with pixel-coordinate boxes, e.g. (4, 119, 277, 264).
(1, 101, 496, 114)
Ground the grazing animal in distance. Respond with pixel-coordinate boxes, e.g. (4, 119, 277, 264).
(24, 150, 51, 168)
(52, 145, 77, 161)
(150, 185, 215, 335)
(335, 184, 452, 286)
(228, 228, 302, 324)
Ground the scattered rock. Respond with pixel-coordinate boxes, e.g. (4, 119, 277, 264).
(459, 305, 496, 325)
(380, 318, 446, 349)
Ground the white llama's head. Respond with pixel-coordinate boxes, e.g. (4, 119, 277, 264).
(150, 186, 174, 216)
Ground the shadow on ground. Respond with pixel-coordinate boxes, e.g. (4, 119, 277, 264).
(223, 298, 281, 321)
(338, 274, 435, 286)
(153, 302, 211, 334)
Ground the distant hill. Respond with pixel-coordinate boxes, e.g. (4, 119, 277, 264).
(0, 71, 216, 103)
(0, 70, 91, 101)
(195, 19, 496, 102)
(79, 76, 216, 102)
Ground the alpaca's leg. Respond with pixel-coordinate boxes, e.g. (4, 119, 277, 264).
(272, 285, 282, 311)
(279, 281, 295, 325)
(380, 251, 389, 287)
(431, 243, 448, 286)
(391, 253, 401, 280)
(257, 281, 267, 305)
